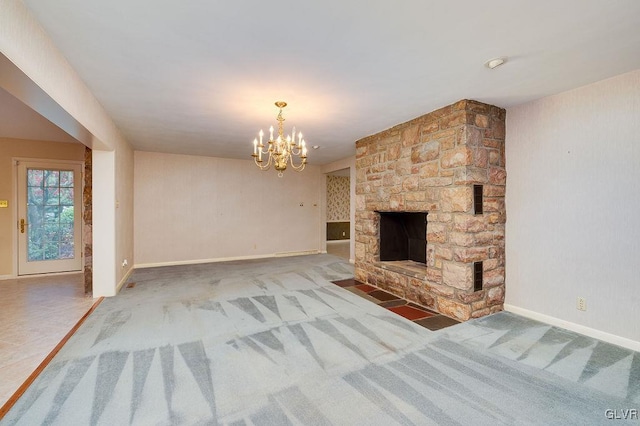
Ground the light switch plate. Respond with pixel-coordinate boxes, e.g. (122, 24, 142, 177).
(0, 200, 8, 208)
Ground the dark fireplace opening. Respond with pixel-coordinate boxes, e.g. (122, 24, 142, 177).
(379, 212, 427, 264)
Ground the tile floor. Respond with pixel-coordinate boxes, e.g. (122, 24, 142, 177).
(331, 278, 461, 331)
(0, 273, 96, 408)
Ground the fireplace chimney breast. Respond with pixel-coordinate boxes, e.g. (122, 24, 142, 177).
(354, 100, 506, 320)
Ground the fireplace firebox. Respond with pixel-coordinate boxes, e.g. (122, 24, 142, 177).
(355, 100, 506, 320)
(379, 212, 427, 264)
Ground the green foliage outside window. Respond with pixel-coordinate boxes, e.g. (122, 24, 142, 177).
(26, 169, 75, 261)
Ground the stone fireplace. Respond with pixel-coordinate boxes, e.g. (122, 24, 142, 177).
(355, 100, 506, 320)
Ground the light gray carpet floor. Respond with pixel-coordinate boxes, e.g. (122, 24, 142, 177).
(2, 254, 638, 425)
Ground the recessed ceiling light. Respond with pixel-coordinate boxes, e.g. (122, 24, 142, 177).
(312, 145, 320, 149)
(485, 57, 507, 69)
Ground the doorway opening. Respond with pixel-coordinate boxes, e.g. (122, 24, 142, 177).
(325, 168, 350, 260)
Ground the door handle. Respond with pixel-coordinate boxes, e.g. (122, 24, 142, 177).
(20, 218, 26, 234)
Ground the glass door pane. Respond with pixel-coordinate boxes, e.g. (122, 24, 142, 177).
(18, 162, 82, 275)
(26, 169, 76, 261)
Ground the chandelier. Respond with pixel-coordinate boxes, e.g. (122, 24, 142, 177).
(252, 101, 307, 177)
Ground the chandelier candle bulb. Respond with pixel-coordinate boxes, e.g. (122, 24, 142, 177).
(253, 139, 257, 155)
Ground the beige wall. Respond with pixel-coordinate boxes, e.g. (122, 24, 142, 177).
(506, 69, 640, 347)
(115, 142, 134, 283)
(134, 151, 322, 266)
(0, 138, 85, 276)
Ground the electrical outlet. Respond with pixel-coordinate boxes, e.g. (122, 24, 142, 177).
(577, 297, 587, 311)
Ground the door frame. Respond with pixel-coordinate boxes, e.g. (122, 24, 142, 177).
(13, 157, 85, 276)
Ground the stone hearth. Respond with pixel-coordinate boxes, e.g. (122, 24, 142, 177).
(355, 99, 506, 320)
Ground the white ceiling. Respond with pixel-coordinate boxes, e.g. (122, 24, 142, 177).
(17, 0, 640, 164)
(0, 87, 78, 144)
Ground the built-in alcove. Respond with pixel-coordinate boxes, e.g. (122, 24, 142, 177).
(378, 212, 427, 263)
(327, 222, 350, 240)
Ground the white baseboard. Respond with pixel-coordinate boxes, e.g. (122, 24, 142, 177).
(274, 250, 320, 257)
(0, 270, 82, 281)
(134, 251, 320, 270)
(135, 254, 274, 269)
(504, 304, 640, 352)
(115, 267, 135, 294)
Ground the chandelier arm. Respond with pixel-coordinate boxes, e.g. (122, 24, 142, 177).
(253, 154, 272, 170)
(290, 162, 306, 172)
(254, 161, 270, 170)
(258, 142, 273, 155)
(289, 154, 307, 171)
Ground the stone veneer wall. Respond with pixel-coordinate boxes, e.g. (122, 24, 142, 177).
(83, 146, 92, 295)
(355, 100, 506, 320)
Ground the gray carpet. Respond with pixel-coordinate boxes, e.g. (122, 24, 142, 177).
(2, 254, 638, 425)
(441, 311, 640, 404)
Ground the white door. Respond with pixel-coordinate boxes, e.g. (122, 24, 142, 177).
(17, 161, 83, 275)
